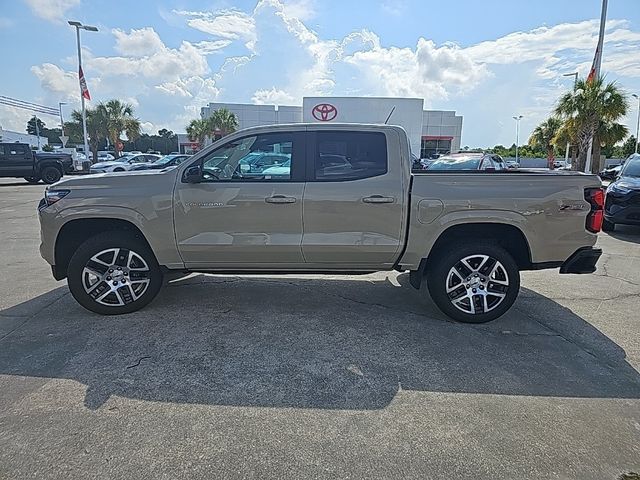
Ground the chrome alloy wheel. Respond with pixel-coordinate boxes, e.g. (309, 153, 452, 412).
(81, 248, 151, 307)
(445, 254, 509, 315)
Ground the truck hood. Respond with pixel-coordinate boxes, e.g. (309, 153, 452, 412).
(52, 168, 177, 189)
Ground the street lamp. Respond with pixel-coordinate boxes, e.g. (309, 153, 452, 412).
(58, 102, 67, 146)
(513, 115, 523, 163)
(632, 94, 640, 154)
(562, 72, 579, 166)
(68, 20, 98, 162)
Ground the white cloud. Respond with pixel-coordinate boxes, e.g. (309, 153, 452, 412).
(252, 88, 295, 105)
(174, 9, 257, 51)
(30, 63, 79, 102)
(23, 0, 80, 23)
(113, 27, 165, 57)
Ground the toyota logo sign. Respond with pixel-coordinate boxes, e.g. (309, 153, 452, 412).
(312, 103, 338, 122)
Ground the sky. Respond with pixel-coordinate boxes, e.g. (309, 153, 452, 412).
(1, 0, 639, 148)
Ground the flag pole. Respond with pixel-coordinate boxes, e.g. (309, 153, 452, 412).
(584, 0, 608, 173)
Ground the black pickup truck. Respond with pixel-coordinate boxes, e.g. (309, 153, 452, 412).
(0, 143, 74, 184)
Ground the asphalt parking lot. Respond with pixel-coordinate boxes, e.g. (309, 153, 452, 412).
(0, 178, 639, 479)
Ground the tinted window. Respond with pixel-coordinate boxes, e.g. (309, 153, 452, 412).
(200, 132, 297, 182)
(621, 158, 640, 177)
(428, 156, 482, 170)
(7, 144, 28, 155)
(314, 131, 387, 181)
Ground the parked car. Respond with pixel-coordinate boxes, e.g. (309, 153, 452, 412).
(603, 155, 640, 231)
(0, 143, 74, 184)
(426, 152, 507, 171)
(128, 154, 190, 171)
(89, 154, 161, 173)
(96, 152, 115, 162)
(599, 164, 622, 181)
(505, 160, 519, 169)
(39, 124, 603, 324)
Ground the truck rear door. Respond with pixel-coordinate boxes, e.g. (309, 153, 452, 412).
(0, 144, 33, 176)
(301, 128, 407, 267)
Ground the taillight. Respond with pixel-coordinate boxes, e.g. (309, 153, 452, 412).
(584, 188, 604, 233)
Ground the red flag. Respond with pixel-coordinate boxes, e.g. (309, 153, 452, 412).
(586, 45, 599, 84)
(79, 66, 91, 100)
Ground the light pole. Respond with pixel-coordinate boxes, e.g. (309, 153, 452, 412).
(562, 72, 578, 165)
(513, 115, 523, 163)
(632, 94, 640, 154)
(68, 20, 97, 161)
(58, 102, 67, 146)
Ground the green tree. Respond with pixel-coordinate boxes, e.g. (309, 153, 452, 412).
(69, 107, 109, 163)
(528, 117, 562, 168)
(621, 135, 638, 157)
(555, 76, 629, 172)
(186, 118, 210, 148)
(99, 100, 141, 158)
(26, 116, 46, 136)
(207, 108, 239, 139)
(157, 128, 174, 138)
(593, 120, 628, 170)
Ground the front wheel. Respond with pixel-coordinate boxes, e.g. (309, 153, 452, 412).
(24, 176, 40, 184)
(41, 166, 62, 184)
(67, 232, 163, 315)
(426, 242, 520, 323)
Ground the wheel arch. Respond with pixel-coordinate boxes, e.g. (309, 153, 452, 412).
(54, 218, 155, 280)
(409, 222, 532, 290)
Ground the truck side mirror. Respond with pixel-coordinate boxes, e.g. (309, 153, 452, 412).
(183, 164, 202, 183)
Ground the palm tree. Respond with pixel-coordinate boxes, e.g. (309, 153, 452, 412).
(593, 119, 628, 171)
(99, 100, 141, 158)
(186, 118, 210, 148)
(70, 107, 108, 163)
(555, 76, 628, 172)
(552, 118, 579, 166)
(529, 117, 562, 169)
(207, 108, 239, 140)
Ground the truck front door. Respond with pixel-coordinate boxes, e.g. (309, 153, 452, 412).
(301, 129, 407, 268)
(173, 130, 306, 268)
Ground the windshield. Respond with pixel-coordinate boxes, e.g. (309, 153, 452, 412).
(428, 156, 482, 170)
(621, 158, 640, 178)
(153, 155, 179, 166)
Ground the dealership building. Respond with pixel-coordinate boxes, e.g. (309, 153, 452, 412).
(201, 97, 463, 158)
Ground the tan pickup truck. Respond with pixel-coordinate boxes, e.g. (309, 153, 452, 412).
(38, 124, 604, 323)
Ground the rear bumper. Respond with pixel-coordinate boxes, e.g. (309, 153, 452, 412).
(559, 247, 602, 274)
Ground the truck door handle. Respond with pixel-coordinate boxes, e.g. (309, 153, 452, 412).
(362, 195, 395, 204)
(265, 195, 296, 204)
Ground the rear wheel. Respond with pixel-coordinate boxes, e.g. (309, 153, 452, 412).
(113, 167, 125, 172)
(426, 242, 520, 323)
(67, 232, 163, 315)
(24, 176, 40, 184)
(602, 218, 615, 232)
(41, 166, 62, 184)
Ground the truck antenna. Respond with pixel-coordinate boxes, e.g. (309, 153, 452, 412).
(384, 106, 396, 125)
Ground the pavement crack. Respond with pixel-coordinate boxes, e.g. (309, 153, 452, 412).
(126, 356, 151, 369)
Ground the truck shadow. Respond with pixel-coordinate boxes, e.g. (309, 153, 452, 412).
(1, 274, 638, 411)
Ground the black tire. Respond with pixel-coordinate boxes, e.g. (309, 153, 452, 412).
(41, 166, 62, 184)
(67, 232, 163, 315)
(602, 218, 615, 232)
(24, 176, 40, 184)
(113, 167, 125, 172)
(426, 242, 520, 323)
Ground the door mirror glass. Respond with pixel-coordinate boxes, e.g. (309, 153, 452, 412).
(183, 164, 202, 183)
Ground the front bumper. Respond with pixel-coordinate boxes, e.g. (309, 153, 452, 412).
(605, 190, 640, 225)
(559, 247, 602, 274)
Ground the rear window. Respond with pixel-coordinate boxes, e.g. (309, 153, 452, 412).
(427, 155, 482, 170)
(314, 131, 387, 181)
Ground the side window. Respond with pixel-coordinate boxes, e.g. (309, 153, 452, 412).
(0, 145, 5, 157)
(314, 131, 387, 181)
(200, 132, 297, 182)
(480, 157, 495, 170)
(8, 145, 27, 155)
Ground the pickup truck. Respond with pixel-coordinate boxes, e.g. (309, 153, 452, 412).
(38, 124, 604, 323)
(0, 143, 74, 184)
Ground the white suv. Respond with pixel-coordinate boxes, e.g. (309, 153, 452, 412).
(90, 154, 161, 173)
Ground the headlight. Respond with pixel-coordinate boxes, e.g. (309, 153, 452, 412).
(44, 189, 71, 207)
(607, 183, 632, 194)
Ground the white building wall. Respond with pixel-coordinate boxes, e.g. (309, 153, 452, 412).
(201, 99, 463, 156)
(303, 97, 424, 155)
(0, 128, 48, 148)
